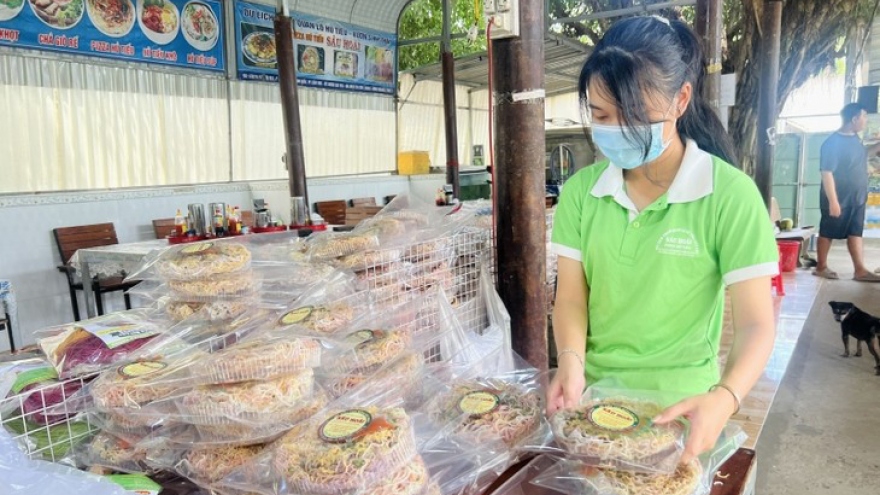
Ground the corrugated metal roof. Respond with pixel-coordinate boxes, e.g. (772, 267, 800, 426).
(402, 34, 591, 97)
(289, 0, 412, 32)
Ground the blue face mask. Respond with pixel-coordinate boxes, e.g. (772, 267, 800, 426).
(591, 121, 671, 170)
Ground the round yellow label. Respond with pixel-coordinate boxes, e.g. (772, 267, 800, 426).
(458, 391, 500, 415)
(319, 409, 372, 443)
(118, 361, 168, 380)
(180, 242, 213, 255)
(280, 306, 313, 325)
(587, 405, 640, 432)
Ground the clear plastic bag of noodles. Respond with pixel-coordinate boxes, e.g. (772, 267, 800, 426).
(166, 270, 261, 302)
(75, 431, 154, 474)
(144, 442, 269, 493)
(274, 288, 370, 338)
(546, 384, 690, 475)
(35, 310, 166, 378)
(154, 296, 255, 323)
(255, 261, 355, 307)
(220, 404, 420, 495)
(531, 425, 747, 495)
(422, 352, 550, 458)
(320, 315, 464, 403)
(142, 391, 328, 449)
(306, 231, 382, 261)
(335, 246, 405, 272)
(125, 238, 253, 282)
(139, 368, 318, 429)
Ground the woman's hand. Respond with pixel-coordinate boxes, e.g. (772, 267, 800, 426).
(652, 388, 737, 463)
(545, 355, 586, 415)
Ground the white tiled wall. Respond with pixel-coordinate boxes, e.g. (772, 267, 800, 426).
(0, 174, 442, 351)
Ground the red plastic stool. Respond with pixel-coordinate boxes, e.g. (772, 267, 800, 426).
(771, 247, 785, 295)
(771, 272, 785, 296)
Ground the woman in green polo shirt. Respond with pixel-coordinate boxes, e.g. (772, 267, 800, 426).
(547, 16, 778, 463)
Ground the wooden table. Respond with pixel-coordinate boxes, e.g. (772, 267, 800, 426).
(484, 449, 756, 495)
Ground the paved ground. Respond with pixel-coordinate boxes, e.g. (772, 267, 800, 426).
(757, 238, 880, 494)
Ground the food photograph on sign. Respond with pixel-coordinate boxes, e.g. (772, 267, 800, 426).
(333, 50, 357, 79)
(241, 24, 275, 67)
(180, 0, 217, 50)
(365, 45, 393, 83)
(137, 0, 178, 45)
(86, 0, 135, 38)
(298, 44, 323, 75)
(0, 0, 25, 22)
(29, 0, 85, 29)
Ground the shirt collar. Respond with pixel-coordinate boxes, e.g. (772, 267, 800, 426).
(590, 139, 715, 204)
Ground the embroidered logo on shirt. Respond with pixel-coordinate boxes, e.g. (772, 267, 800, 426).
(656, 228, 700, 257)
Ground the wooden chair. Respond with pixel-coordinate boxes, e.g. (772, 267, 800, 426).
(315, 200, 347, 225)
(52, 223, 137, 321)
(240, 210, 255, 228)
(152, 218, 177, 239)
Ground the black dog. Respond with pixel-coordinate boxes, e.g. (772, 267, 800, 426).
(828, 301, 880, 375)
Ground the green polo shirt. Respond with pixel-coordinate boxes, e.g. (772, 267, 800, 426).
(551, 140, 778, 399)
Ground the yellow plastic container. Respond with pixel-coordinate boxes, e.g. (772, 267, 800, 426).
(398, 151, 430, 175)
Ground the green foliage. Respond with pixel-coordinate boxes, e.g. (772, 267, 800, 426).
(398, 0, 487, 71)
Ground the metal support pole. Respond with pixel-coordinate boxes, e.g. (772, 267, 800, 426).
(492, 0, 548, 370)
(441, 0, 461, 198)
(275, 9, 309, 212)
(755, 0, 782, 208)
(705, 0, 723, 113)
(695, 0, 722, 114)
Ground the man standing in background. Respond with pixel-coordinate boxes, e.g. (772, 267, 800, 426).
(813, 103, 880, 282)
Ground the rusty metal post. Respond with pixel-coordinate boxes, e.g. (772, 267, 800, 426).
(441, 0, 461, 198)
(755, 0, 782, 207)
(275, 6, 309, 211)
(705, 0, 723, 113)
(492, 0, 548, 370)
(695, 0, 722, 114)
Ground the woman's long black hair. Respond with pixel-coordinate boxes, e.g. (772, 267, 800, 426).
(578, 16, 738, 167)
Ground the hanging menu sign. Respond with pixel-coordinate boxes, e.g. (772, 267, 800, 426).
(233, 0, 276, 81)
(0, 0, 225, 72)
(232, 2, 396, 95)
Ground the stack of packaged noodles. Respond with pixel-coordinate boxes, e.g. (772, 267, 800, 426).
(5, 195, 551, 495)
(526, 384, 747, 495)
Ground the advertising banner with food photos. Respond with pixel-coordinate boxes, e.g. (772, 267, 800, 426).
(0, 0, 225, 72)
(233, 2, 396, 95)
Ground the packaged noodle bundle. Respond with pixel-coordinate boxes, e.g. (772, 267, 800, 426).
(147, 443, 267, 488)
(324, 351, 424, 400)
(175, 369, 316, 426)
(336, 248, 403, 271)
(271, 406, 418, 495)
(549, 387, 687, 474)
(132, 240, 253, 281)
(426, 377, 543, 449)
(307, 232, 381, 261)
(91, 360, 189, 413)
(276, 290, 371, 337)
(78, 431, 151, 474)
(163, 299, 252, 323)
(326, 329, 412, 375)
(35, 311, 163, 378)
(199, 336, 322, 385)
(167, 270, 260, 301)
(531, 425, 748, 495)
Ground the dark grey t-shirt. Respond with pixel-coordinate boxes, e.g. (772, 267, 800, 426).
(819, 132, 868, 209)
